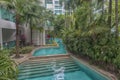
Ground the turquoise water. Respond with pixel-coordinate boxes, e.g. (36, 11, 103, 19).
(18, 38, 110, 80)
(33, 39, 67, 56)
(18, 57, 110, 80)
(25, 71, 92, 80)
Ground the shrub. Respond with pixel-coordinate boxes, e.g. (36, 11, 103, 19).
(0, 49, 16, 56)
(0, 50, 18, 80)
(0, 49, 10, 56)
(9, 46, 34, 55)
(9, 47, 16, 55)
(20, 46, 34, 54)
(114, 53, 120, 69)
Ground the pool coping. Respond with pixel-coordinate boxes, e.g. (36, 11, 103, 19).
(69, 54, 117, 80)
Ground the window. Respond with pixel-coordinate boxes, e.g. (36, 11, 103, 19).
(46, 0, 52, 4)
(55, 10, 62, 14)
(55, 6, 62, 9)
(55, 1, 59, 4)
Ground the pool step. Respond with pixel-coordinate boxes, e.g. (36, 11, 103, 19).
(29, 54, 70, 60)
(21, 56, 70, 65)
(19, 65, 78, 74)
(20, 61, 75, 70)
(22, 57, 72, 63)
(18, 68, 79, 80)
(18, 57, 80, 80)
(19, 62, 77, 72)
(19, 65, 80, 76)
(20, 58, 74, 66)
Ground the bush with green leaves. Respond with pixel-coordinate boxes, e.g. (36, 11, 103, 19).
(114, 53, 120, 69)
(20, 46, 34, 54)
(0, 50, 18, 80)
(10, 46, 34, 54)
(58, 1, 120, 71)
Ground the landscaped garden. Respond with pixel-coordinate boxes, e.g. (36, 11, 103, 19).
(0, 0, 120, 80)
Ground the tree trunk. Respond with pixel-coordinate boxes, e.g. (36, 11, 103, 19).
(65, 0, 67, 28)
(29, 19, 33, 45)
(15, 14, 20, 58)
(89, 0, 92, 23)
(102, 0, 104, 14)
(30, 27, 32, 45)
(115, 0, 119, 40)
(108, 0, 112, 28)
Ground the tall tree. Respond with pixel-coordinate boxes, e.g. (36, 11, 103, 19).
(102, 0, 104, 14)
(108, 0, 112, 28)
(115, 0, 119, 40)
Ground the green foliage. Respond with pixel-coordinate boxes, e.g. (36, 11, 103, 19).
(10, 46, 34, 54)
(10, 47, 16, 55)
(114, 53, 120, 69)
(52, 15, 65, 37)
(0, 50, 18, 80)
(0, 49, 11, 55)
(54, 1, 120, 73)
(20, 46, 34, 54)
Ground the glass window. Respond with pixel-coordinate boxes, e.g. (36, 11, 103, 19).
(55, 1, 59, 4)
(55, 6, 62, 9)
(46, 0, 52, 4)
(55, 10, 62, 14)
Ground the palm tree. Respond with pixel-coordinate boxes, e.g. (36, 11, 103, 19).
(101, 0, 104, 14)
(108, 0, 112, 28)
(115, 0, 119, 40)
(0, 0, 41, 58)
(24, 6, 45, 44)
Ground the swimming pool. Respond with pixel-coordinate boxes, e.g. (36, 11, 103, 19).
(18, 38, 111, 80)
(18, 57, 110, 80)
(33, 39, 67, 56)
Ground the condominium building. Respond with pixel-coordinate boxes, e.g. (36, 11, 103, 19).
(44, 0, 65, 15)
(0, 7, 16, 49)
(0, 6, 46, 49)
(1, 0, 62, 49)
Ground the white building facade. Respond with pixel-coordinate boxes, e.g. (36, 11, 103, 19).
(0, 0, 61, 49)
(0, 7, 16, 49)
(44, 0, 65, 15)
(0, 6, 46, 49)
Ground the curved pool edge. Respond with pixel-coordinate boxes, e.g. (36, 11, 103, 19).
(31, 39, 68, 57)
(31, 46, 68, 56)
(29, 54, 69, 60)
(70, 54, 117, 80)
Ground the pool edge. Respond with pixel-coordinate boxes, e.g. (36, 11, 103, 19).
(70, 54, 117, 80)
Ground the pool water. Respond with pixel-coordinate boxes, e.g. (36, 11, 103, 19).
(18, 38, 110, 80)
(25, 71, 92, 80)
(18, 57, 110, 80)
(33, 39, 67, 56)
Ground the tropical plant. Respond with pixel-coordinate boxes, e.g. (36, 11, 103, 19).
(115, 0, 119, 40)
(20, 46, 34, 54)
(0, 50, 18, 80)
(54, 0, 120, 78)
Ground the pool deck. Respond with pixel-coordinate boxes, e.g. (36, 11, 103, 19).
(12, 46, 118, 80)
